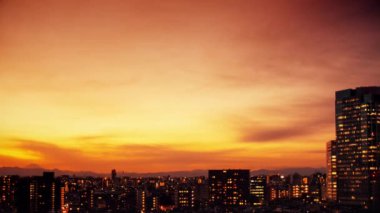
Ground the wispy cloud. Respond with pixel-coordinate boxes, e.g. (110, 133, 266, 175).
(5, 138, 256, 172)
(228, 97, 334, 143)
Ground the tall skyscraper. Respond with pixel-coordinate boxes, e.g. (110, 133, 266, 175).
(335, 87, 380, 207)
(208, 169, 250, 210)
(326, 140, 337, 201)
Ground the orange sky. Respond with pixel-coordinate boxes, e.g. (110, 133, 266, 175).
(1, 0, 380, 173)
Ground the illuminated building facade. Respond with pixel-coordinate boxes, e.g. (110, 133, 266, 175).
(137, 188, 160, 213)
(0, 176, 12, 204)
(268, 186, 289, 201)
(137, 189, 147, 213)
(291, 173, 303, 199)
(176, 184, 195, 208)
(208, 169, 250, 208)
(267, 175, 290, 201)
(249, 176, 266, 206)
(0, 176, 18, 211)
(326, 140, 337, 201)
(291, 184, 301, 199)
(309, 173, 325, 203)
(335, 87, 380, 207)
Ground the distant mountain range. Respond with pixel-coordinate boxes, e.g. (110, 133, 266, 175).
(0, 166, 326, 177)
(0, 166, 104, 177)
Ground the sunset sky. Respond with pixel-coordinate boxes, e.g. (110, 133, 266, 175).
(1, 0, 380, 173)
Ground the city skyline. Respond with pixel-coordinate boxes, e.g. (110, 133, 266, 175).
(1, 0, 380, 173)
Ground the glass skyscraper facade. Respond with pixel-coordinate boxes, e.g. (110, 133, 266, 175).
(335, 87, 380, 207)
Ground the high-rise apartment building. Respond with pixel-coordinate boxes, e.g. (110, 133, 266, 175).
(334, 87, 380, 207)
(176, 184, 195, 208)
(208, 169, 250, 209)
(250, 176, 266, 206)
(291, 173, 308, 199)
(0, 175, 18, 212)
(326, 140, 337, 201)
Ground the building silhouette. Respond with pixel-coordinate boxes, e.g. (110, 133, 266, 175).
(15, 172, 64, 213)
(334, 87, 380, 208)
(194, 177, 209, 209)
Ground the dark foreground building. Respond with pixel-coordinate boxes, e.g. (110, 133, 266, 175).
(15, 172, 64, 213)
(208, 169, 250, 211)
(335, 87, 380, 208)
